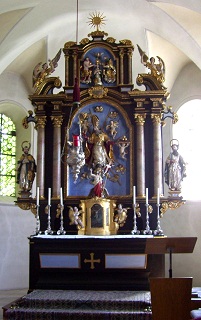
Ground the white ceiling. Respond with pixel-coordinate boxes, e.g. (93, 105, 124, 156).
(1, 0, 201, 93)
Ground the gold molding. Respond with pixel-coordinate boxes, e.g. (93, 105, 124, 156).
(88, 86, 108, 98)
(160, 200, 185, 217)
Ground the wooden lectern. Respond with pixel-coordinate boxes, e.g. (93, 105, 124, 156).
(146, 237, 197, 320)
(145, 236, 197, 277)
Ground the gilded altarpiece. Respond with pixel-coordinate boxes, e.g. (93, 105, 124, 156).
(15, 18, 190, 292)
(18, 25, 182, 234)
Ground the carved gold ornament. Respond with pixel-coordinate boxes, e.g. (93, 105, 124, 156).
(87, 12, 106, 31)
(160, 200, 185, 217)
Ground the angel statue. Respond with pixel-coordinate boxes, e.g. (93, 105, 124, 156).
(137, 45, 165, 84)
(114, 204, 129, 227)
(32, 48, 62, 89)
(68, 206, 84, 229)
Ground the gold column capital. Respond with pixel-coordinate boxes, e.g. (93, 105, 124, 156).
(151, 113, 162, 125)
(135, 113, 146, 125)
(51, 115, 63, 127)
(36, 115, 47, 128)
(127, 48, 133, 57)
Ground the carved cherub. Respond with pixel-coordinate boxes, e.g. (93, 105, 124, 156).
(106, 120, 119, 138)
(117, 136, 130, 159)
(137, 45, 165, 83)
(114, 204, 129, 227)
(68, 206, 84, 229)
(79, 113, 90, 135)
(32, 49, 62, 88)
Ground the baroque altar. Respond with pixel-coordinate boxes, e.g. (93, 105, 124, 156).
(17, 14, 183, 229)
(15, 13, 189, 290)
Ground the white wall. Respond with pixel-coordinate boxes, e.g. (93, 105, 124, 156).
(0, 203, 35, 290)
(162, 61, 201, 286)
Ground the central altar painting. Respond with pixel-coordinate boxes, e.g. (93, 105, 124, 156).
(67, 101, 132, 198)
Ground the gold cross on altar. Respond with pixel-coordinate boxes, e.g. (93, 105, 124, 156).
(84, 252, 101, 269)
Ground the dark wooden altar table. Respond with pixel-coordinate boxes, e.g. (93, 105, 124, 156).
(28, 235, 196, 292)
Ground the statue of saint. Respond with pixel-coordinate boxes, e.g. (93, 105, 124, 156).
(17, 141, 37, 191)
(85, 115, 114, 168)
(164, 139, 187, 191)
(80, 57, 94, 84)
(103, 58, 116, 83)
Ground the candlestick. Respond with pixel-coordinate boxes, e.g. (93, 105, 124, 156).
(133, 186, 136, 205)
(34, 187, 41, 235)
(146, 188, 148, 205)
(57, 203, 66, 235)
(36, 187, 39, 206)
(45, 204, 53, 235)
(48, 188, 51, 206)
(60, 187, 63, 206)
(154, 202, 164, 236)
(157, 187, 160, 205)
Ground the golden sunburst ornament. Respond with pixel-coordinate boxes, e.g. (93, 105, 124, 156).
(87, 12, 106, 31)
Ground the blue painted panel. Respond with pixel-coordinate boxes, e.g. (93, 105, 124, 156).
(105, 254, 146, 269)
(40, 254, 80, 268)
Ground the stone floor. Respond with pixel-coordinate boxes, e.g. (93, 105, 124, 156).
(0, 289, 28, 320)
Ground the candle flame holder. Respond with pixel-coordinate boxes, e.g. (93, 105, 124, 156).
(131, 203, 140, 235)
(45, 205, 53, 235)
(153, 203, 164, 236)
(57, 204, 66, 235)
(143, 203, 152, 235)
(34, 204, 41, 235)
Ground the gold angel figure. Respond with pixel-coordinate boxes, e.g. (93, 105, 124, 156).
(68, 206, 84, 229)
(137, 45, 165, 83)
(114, 204, 129, 227)
(32, 48, 62, 88)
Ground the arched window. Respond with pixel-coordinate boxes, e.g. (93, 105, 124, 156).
(173, 99, 201, 201)
(0, 113, 16, 197)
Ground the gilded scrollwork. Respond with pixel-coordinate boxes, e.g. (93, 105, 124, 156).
(64, 41, 76, 49)
(160, 200, 185, 217)
(119, 39, 133, 46)
(88, 86, 108, 98)
(30, 203, 37, 216)
(17, 202, 33, 211)
(80, 38, 90, 45)
(22, 110, 36, 129)
(106, 37, 116, 43)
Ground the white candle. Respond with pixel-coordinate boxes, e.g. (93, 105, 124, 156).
(36, 187, 39, 206)
(48, 188, 51, 206)
(146, 188, 148, 205)
(60, 187, 63, 206)
(157, 187, 160, 205)
(133, 186, 136, 205)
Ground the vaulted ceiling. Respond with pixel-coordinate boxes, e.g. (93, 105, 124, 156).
(1, 0, 201, 94)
